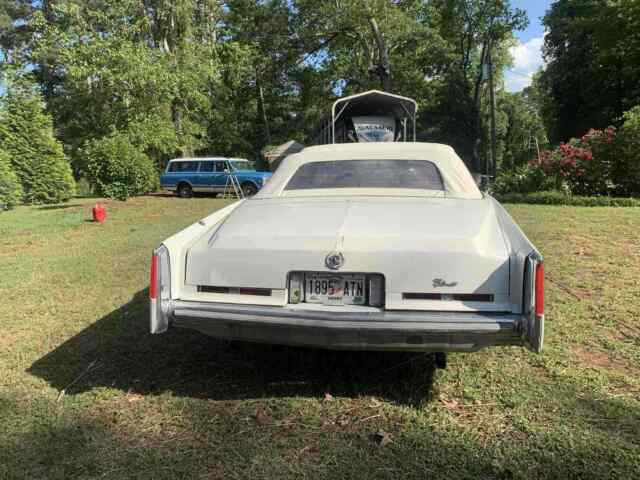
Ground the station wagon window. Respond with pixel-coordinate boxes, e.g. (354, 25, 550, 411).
(200, 161, 215, 172)
(214, 161, 227, 172)
(230, 160, 256, 171)
(284, 160, 445, 191)
(168, 161, 199, 173)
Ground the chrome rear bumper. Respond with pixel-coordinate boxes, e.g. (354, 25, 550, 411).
(168, 301, 525, 352)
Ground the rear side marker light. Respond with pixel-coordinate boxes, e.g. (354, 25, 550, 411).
(149, 254, 158, 299)
(535, 263, 545, 316)
(150, 245, 171, 334)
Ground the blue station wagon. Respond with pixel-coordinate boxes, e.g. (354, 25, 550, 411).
(160, 157, 272, 198)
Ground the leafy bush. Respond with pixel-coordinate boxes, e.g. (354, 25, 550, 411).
(495, 191, 640, 207)
(611, 106, 640, 196)
(0, 150, 23, 209)
(0, 82, 76, 204)
(74, 177, 94, 198)
(487, 113, 640, 199)
(82, 133, 159, 200)
(491, 163, 562, 195)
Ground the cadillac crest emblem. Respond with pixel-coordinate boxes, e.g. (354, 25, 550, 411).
(325, 252, 345, 270)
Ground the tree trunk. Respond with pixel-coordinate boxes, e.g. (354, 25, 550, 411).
(40, 0, 57, 101)
(470, 41, 489, 173)
(256, 72, 272, 145)
(488, 48, 498, 178)
(471, 116, 483, 174)
(367, 15, 391, 91)
(172, 100, 190, 157)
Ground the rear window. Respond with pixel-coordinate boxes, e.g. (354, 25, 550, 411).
(168, 161, 199, 173)
(284, 160, 444, 191)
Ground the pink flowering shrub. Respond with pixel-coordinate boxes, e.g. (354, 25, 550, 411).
(532, 127, 615, 195)
(495, 107, 640, 197)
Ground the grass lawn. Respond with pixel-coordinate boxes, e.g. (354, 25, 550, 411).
(1, 196, 639, 479)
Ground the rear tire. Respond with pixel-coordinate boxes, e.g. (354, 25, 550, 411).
(241, 182, 258, 197)
(177, 183, 193, 198)
(434, 352, 447, 369)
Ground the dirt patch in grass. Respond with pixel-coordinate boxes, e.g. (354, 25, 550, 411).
(0, 242, 43, 257)
(616, 321, 640, 340)
(572, 346, 639, 376)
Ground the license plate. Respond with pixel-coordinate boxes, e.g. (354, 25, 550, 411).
(304, 273, 366, 305)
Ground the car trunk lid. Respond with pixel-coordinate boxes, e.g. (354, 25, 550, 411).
(185, 197, 510, 310)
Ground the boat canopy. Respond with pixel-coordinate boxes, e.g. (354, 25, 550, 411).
(313, 90, 418, 145)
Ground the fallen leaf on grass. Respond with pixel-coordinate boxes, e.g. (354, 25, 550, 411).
(439, 393, 459, 410)
(278, 422, 295, 435)
(372, 430, 393, 447)
(358, 414, 383, 423)
(300, 445, 320, 455)
(336, 417, 350, 427)
(252, 408, 272, 426)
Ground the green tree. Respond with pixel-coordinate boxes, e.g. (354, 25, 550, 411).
(540, 0, 640, 141)
(425, 0, 527, 171)
(29, 0, 230, 168)
(0, 78, 75, 204)
(290, 0, 527, 172)
(4, 0, 536, 178)
(499, 89, 548, 169)
(0, 1, 32, 66)
(293, 0, 430, 92)
(0, 149, 23, 209)
(217, 1, 299, 157)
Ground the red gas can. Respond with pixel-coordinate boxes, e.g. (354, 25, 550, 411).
(92, 203, 106, 223)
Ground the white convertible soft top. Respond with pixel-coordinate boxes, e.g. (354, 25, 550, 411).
(255, 142, 483, 200)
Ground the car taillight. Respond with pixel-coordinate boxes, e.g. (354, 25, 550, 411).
(150, 245, 171, 334)
(150, 253, 158, 299)
(535, 262, 544, 316)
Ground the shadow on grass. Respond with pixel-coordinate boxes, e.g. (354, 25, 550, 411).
(37, 203, 84, 210)
(22, 291, 640, 478)
(0, 394, 505, 480)
(147, 192, 176, 198)
(28, 290, 437, 407)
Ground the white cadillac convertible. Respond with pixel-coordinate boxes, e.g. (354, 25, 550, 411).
(150, 142, 544, 354)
